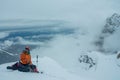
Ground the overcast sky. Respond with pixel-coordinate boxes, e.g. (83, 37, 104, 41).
(0, 0, 120, 30)
(0, 0, 119, 20)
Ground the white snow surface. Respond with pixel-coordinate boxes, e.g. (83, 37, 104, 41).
(0, 52, 120, 80)
(0, 57, 86, 80)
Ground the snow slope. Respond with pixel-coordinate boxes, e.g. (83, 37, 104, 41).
(0, 57, 86, 80)
(0, 52, 120, 80)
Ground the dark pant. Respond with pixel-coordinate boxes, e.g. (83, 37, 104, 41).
(11, 62, 37, 72)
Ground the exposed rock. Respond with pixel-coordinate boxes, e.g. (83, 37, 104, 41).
(95, 13, 120, 53)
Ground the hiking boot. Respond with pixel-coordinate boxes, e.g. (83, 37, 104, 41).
(7, 66, 13, 69)
(33, 68, 39, 73)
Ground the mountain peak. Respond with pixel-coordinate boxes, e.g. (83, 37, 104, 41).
(106, 13, 120, 28)
(95, 13, 120, 53)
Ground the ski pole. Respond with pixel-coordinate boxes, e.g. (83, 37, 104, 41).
(36, 55, 39, 68)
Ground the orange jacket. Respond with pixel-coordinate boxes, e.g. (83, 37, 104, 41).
(20, 52, 32, 65)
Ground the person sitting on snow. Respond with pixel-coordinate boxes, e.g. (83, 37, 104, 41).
(7, 46, 39, 73)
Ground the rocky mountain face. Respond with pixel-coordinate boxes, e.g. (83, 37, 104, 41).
(95, 13, 120, 53)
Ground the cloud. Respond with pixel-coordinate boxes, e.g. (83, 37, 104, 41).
(0, 0, 120, 38)
(0, 32, 9, 39)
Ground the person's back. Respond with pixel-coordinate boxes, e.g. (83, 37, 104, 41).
(20, 50, 32, 65)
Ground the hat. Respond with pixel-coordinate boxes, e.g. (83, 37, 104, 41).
(25, 46, 30, 50)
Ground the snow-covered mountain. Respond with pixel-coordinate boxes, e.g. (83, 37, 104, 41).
(0, 51, 120, 80)
(0, 14, 120, 80)
(95, 13, 120, 53)
(1, 0, 120, 79)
